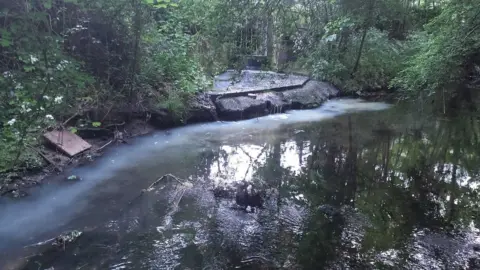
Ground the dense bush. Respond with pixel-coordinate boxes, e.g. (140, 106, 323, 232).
(305, 28, 406, 92)
(0, 0, 211, 172)
(392, 0, 480, 103)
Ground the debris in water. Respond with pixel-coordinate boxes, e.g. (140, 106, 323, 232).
(67, 175, 78, 180)
(129, 174, 191, 205)
(52, 230, 82, 248)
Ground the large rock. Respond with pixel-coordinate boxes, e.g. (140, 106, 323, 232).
(149, 107, 176, 128)
(282, 80, 339, 109)
(256, 92, 290, 113)
(148, 93, 218, 128)
(215, 96, 269, 120)
(186, 93, 218, 123)
(214, 80, 339, 120)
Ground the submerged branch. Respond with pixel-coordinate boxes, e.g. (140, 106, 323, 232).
(128, 174, 188, 205)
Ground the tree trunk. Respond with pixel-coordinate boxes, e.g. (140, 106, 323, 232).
(128, 0, 143, 119)
(352, 0, 375, 76)
(352, 26, 368, 75)
(266, 10, 275, 68)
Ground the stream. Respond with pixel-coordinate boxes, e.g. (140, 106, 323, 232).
(1, 98, 480, 269)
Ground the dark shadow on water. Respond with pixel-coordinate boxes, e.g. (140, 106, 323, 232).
(4, 101, 480, 269)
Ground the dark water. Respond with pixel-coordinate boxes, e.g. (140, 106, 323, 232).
(1, 99, 480, 270)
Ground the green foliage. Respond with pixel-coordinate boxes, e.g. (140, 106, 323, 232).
(0, 2, 94, 172)
(140, 2, 211, 119)
(0, 0, 213, 171)
(142, 13, 209, 93)
(392, 0, 480, 100)
(144, 0, 178, 8)
(307, 28, 406, 92)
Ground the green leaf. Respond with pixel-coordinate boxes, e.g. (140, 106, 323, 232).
(43, 0, 52, 9)
(23, 66, 35, 72)
(0, 30, 11, 47)
(67, 175, 78, 180)
(92, 122, 101, 127)
(69, 127, 78, 134)
(144, 0, 172, 8)
(0, 38, 10, 47)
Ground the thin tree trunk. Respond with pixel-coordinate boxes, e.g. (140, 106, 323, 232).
(128, 0, 143, 120)
(352, 26, 368, 75)
(352, 0, 375, 75)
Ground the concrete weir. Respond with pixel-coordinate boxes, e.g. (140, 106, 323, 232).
(207, 70, 339, 121)
(149, 70, 340, 127)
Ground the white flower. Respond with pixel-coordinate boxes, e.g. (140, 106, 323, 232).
(43, 95, 51, 100)
(56, 60, 70, 71)
(45, 114, 54, 120)
(15, 83, 23, 90)
(30, 55, 39, 64)
(3, 71, 12, 78)
(7, 118, 16, 126)
(40, 106, 44, 111)
(20, 102, 31, 113)
(54, 96, 63, 104)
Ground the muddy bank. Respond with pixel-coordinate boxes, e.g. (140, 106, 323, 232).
(0, 119, 157, 198)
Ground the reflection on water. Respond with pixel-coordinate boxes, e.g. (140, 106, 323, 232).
(3, 99, 480, 269)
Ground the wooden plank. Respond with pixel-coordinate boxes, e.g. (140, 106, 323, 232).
(44, 130, 92, 157)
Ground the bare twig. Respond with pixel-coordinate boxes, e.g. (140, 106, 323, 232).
(146, 174, 185, 190)
(105, 121, 125, 128)
(164, 173, 187, 185)
(129, 174, 188, 205)
(101, 104, 114, 122)
(96, 140, 113, 152)
(23, 237, 56, 248)
(146, 174, 168, 191)
(63, 112, 79, 126)
(77, 263, 89, 270)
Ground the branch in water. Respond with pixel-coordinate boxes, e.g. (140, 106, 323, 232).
(129, 174, 189, 205)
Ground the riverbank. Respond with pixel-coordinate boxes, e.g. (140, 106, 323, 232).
(1, 76, 341, 197)
(0, 77, 392, 198)
(0, 119, 157, 198)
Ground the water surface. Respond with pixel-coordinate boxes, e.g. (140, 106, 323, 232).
(1, 99, 480, 270)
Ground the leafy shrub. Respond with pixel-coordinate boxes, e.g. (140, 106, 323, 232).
(305, 28, 406, 92)
(392, 0, 480, 100)
(0, 2, 94, 172)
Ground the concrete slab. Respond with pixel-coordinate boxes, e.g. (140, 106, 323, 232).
(44, 130, 92, 157)
(209, 70, 309, 97)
